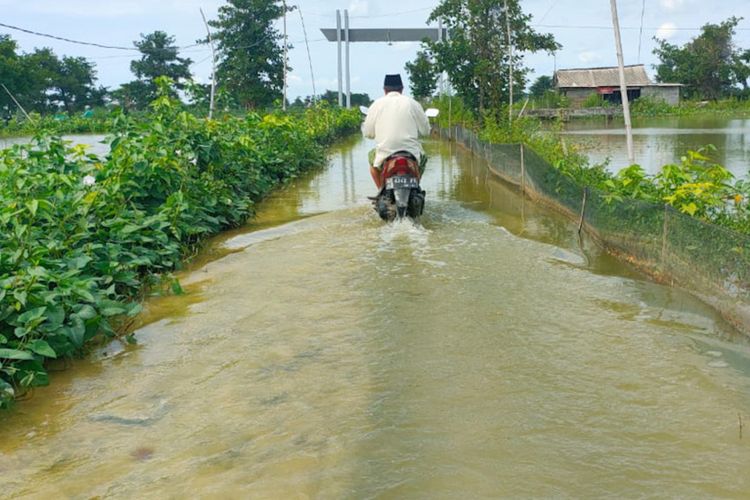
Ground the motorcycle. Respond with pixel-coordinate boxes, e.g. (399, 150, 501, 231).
(360, 106, 439, 221)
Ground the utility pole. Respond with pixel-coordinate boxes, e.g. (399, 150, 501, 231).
(505, 0, 513, 124)
(199, 8, 216, 119)
(610, 0, 635, 164)
(282, 0, 288, 111)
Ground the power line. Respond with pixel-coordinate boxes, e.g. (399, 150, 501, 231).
(535, 23, 750, 31)
(0, 21, 200, 51)
(537, 0, 561, 24)
(637, 0, 646, 62)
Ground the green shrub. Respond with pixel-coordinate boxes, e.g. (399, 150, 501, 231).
(581, 92, 607, 108)
(630, 96, 674, 116)
(0, 79, 360, 408)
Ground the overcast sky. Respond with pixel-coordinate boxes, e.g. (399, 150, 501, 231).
(1, 0, 749, 100)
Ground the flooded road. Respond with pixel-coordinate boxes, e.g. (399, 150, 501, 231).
(560, 115, 750, 178)
(1, 135, 749, 498)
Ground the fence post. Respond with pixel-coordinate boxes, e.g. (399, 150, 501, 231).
(520, 144, 525, 194)
(578, 187, 588, 234)
(661, 203, 669, 268)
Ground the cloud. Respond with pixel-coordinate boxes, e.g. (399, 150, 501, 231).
(660, 0, 684, 11)
(578, 51, 602, 64)
(656, 22, 678, 39)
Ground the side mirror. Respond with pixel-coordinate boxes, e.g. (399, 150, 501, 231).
(359, 105, 369, 115)
(425, 108, 440, 118)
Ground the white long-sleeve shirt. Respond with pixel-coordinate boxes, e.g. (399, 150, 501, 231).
(361, 91, 431, 168)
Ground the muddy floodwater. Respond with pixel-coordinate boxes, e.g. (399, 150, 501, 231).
(560, 115, 750, 178)
(1, 135, 749, 498)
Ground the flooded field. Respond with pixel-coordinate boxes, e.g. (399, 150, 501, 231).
(560, 115, 750, 178)
(0, 134, 109, 156)
(1, 135, 749, 498)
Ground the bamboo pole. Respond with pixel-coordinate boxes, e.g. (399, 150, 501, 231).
(1, 83, 33, 122)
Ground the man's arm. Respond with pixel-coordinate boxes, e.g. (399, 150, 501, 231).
(361, 103, 378, 139)
(413, 101, 431, 136)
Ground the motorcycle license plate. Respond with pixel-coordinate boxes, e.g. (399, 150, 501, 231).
(386, 176, 419, 189)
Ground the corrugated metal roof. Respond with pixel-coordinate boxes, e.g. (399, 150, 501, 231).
(555, 65, 651, 88)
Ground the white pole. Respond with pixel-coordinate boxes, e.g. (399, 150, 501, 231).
(336, 10, 343, 107)
(282, 0, 288, 111)
(345, 9, 351, 108)
(610, 0, 635, 164)
(199, 8, 216, 119)
(437, 20, 444, 95)
(505, 0, 513, 124)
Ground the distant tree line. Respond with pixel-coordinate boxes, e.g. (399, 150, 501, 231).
(405, 4, 749, 113)
(1, 0, 378, 119)
(0, 35, 105, 117)
(289, 90, 372, 109)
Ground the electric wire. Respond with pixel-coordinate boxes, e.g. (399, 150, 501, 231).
(535, 23, 749, 31)
(0, 21, 200, 51)
(638, 0, 646, 62)
(537, 0, 561, 25)
(297, 4, 317, 101)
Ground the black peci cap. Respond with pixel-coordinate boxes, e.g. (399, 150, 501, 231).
(384, 74, 403, 88)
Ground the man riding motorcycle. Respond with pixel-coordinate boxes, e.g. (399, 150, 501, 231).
(361, 74, 431, 189)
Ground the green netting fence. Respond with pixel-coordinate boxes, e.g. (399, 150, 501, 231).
(438, 125, 750, 336)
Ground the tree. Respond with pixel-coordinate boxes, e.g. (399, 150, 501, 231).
(127, 31, 192, 108)
(0, 35, 103, 115)
(317, 90, 371, 107)
(0, 35, 25, 117)
(21, 48, 63, 113)
(51, 56, 104, 112)
(426, 0, 559, 121)
(529, 75, 553, 98)
(208, 0, 290, 109)
(405, 48, 439, 101)
(653, 16, 749, 100)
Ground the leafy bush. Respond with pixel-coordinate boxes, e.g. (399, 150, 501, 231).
(630, 96, 674, 116)
(581, 92, 608, 108)
(432, 95, 750, 236)
(0, 80, 360, 408)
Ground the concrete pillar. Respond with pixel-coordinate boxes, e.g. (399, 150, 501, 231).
(336, 10, 343, 107)
(345, 10, 351, 109)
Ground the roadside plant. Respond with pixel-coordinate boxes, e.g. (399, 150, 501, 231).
(0, 78, 360, 409)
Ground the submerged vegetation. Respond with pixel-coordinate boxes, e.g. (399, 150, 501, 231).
(0, 79, 360, 408)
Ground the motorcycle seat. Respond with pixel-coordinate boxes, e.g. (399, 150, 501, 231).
(385, 151, 417, 162)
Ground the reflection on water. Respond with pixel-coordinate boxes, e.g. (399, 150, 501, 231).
(1, 135, 749, 498)
(0, 134, 109, 156)
(560, 116, 750, 178)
